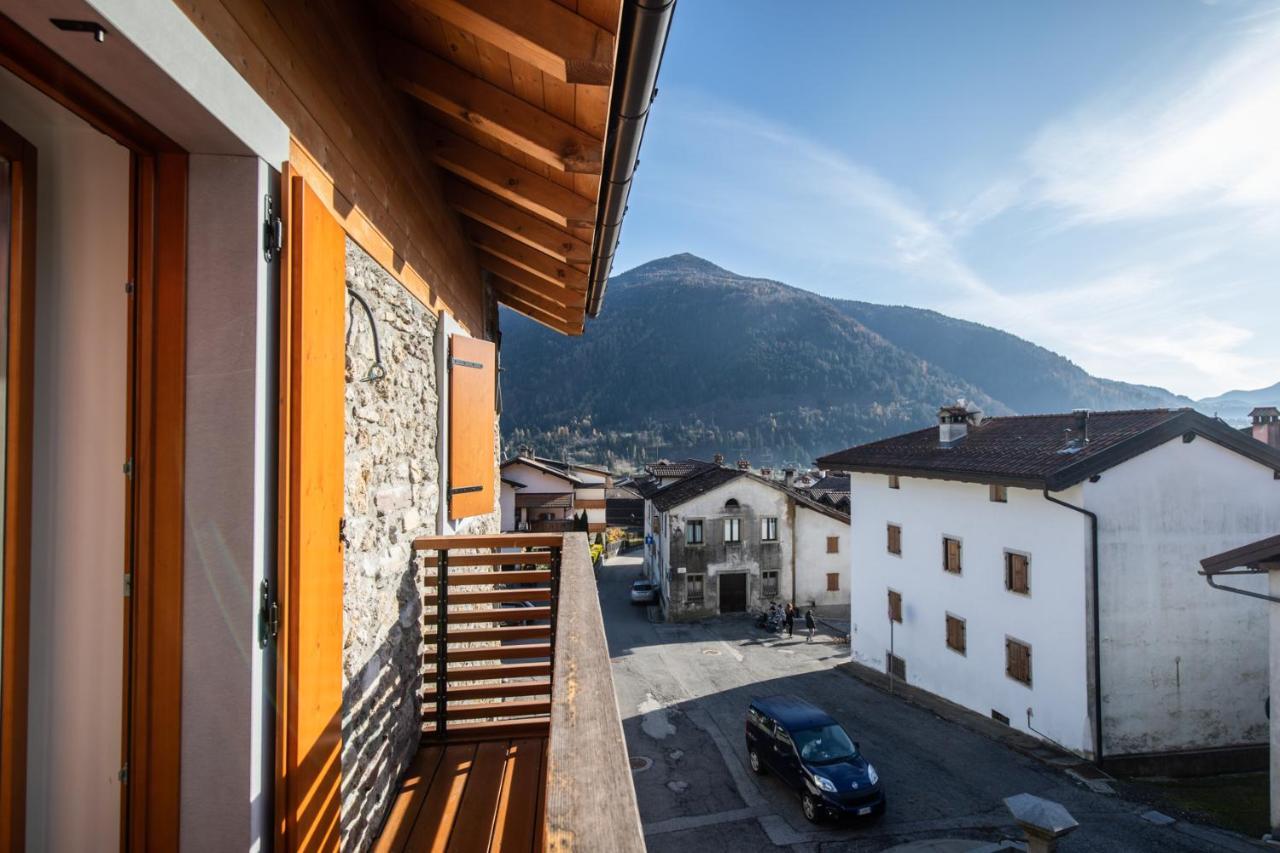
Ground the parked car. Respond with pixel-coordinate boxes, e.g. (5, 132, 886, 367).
(745, 695, 885, 823)
(629, 579, 657, 605)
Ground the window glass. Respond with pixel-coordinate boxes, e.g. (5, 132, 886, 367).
(792, 724, 858, 765)
(762, 570, 779, 596)
(686, 573, 704, 600)
(724, 517, 741, 543)
(686, 519, 703, 544)
(761, 516, 778, 541)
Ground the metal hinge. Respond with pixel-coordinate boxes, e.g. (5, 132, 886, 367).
(263, 194, 283, 263)
(339, 516, 350, 548)
(125, 280, 134, 295)
(258, 578, 279, 649)
(118, 763, 128, 784)
(123, 573, 132, 598)
(123, 458, 133, 479)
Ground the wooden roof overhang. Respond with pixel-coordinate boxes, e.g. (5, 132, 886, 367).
(374, 0, 672, 336)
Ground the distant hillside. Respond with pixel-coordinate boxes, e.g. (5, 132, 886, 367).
(1195, 382, 1280, 425)
(498, 254, 1208, 470)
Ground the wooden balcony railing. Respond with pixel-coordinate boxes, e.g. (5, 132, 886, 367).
(373, 532, 642, 852)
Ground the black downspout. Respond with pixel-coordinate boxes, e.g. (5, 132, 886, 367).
(1043, 488, 1103, 765)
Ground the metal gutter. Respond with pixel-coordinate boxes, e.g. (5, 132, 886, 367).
(585, 0, 676, 317)
(1042, 488, 1104, 765)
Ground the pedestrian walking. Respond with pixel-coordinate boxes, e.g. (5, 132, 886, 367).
(784, 602, 795, 638)
(804, 609, 816, 643)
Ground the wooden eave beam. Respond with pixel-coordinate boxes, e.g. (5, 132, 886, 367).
(499, 294, 584, 336)
(478, 250, 586, 305)
(465, 221, 588, 289)
(492, 276, 582, 323)
(383, 37, 602, 173)
(408, 0, 615, 85)
(425, 126, 596, 228)
(443, 176, 591, 264)
(487, 264, 586, 310)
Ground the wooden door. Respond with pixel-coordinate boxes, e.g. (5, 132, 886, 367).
(277, 169, 345, 853)
(719, 573, 747, 613)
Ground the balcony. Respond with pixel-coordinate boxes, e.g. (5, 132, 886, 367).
(373, 532, 642, 852)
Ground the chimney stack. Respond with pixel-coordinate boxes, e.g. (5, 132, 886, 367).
(783, 468, 796, 487)
(1251, 406, 1280, 449)
(938, 399, 980, 447)
(760, 467, 773, 479)
(737, 457, 750, 471)
(713, 452, 725, 466)
(1072, 409, 1090, 446)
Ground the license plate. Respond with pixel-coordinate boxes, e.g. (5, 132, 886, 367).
(857, 806, 872, 816)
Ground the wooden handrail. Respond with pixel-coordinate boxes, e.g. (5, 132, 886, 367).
(543, 533, 645, 852)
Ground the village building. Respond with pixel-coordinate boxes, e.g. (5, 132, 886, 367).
(818, 405, 1280, 768)
(0, 1, 671, 850)
(498, 455, 611, 534)
(645, 466, 851, 620)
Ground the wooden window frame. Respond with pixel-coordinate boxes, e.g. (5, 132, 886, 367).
(1006, 636, 1032, 686)
(685, 518, 703, 545)
(887, 588, 902, 623)
(945, 613, 966, 655)
(990, 483, 1008, 503)
(826, 535, 839, 554)
(943, 536, 962, 574)
(0, 20, 188, 850)
(1004, 550, 1031, 596)
(826, 572, 839, 592)
(887, 523, 902, 556)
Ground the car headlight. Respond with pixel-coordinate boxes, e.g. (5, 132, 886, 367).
(867, 764, 879, 785)
(812, 774, 837, 793)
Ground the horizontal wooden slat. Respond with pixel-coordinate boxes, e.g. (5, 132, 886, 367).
(426, 570, 550, 586)
(445, 643, 552, 663)
(416, 533, 564, 550)
(426, 589, 552, 606)
(423, 551, 554, 567)
(445, 177, 591, 264)
(384, 37, 602, 172)
(492, 278, 584, 324)
(424, 680, 551, 702)
(478, 250, 587, 299)
(422, 717, 551, 741)
(448, 699, 552, 721)
(445, 606, 552, 624)
(429, 662, 553, 682)
(424, 126, 596, 228)
(436, 625, 550, 643)
(497, 294, 584, 337)
(466, 221, 588, 288)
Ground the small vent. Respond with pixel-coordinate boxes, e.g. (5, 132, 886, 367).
(886, 653, 906, 681)
(991, 709, 1010, 726)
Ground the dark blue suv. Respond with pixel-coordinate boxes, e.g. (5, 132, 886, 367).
(745, 695, 885, 823)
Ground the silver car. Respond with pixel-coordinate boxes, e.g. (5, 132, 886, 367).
(630, 580, 657, 605)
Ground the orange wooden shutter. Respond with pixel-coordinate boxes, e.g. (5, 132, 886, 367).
(277, 170, 345, 853)
(448, 334, 496, 519)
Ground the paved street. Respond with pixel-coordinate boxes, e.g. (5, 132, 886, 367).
(599, 552, 1263, 853)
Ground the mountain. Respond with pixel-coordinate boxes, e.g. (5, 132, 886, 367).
(1194, 382, 1280, 425)
(498, 254, 1204, 470)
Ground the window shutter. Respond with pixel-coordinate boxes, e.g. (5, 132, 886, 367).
(945, 538, 960, 572)
(827, 536, 839, 554)
(447, 335, 496, 519)
(826, 572, 839, 592)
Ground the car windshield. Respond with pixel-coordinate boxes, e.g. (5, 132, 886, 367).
(792, 724, 857, 765)
(633, 582, 651, 590)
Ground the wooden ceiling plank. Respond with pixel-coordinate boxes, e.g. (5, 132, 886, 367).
(477, 251, 586, 303)
(425, 126, 597, 228)
(491, 276, 582, 321)
(444, 177, 591, 264)
(498, 295, 583, 336)
(408, 0, 615, 85)
(465, 221, 588, 288)
(382, 36, 602, 173)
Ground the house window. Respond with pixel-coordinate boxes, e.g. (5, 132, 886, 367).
(886, 653, 906, 680)
(724, 517, 741, 543)
(887, 589, 902, 623)
(888, 475, 900, 489)
(826, 536, 840, 554)
(1004, 551, 1030, 595)
(762, 570, 779, 597)
(943, 537, 962, 574)
(887, 523, 902, 555)
(1006, 637, 1032, 686)
(990, 484, 1007, 503)
(946, 614, 966, 655)
(826, 572, 840, 592)
(761, 516, 778, 542)
(686, 573, 704, 601)
(686, 519, 704, 545)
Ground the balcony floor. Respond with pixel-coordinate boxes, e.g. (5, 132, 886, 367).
(373, 735, 548, 853)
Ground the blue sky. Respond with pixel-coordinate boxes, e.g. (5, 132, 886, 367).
(614, 0, 1280, 399)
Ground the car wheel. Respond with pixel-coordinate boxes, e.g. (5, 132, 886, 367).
(748, 748, 765, 775)
(802, 793, 823, 823)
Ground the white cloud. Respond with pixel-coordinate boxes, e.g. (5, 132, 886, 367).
(1026, 11, 1280, 223)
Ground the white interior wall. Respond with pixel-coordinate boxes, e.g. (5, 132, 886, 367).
(0, 66, 129, 850)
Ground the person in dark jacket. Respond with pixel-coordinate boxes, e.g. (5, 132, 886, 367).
(784, 602, 796, 638)
(804, 609, 816, 643)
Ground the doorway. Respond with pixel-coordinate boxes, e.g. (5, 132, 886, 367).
(719, 572, 747, 613)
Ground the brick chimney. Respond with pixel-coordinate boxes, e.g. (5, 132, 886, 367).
(736, 457, 750, 471)
(760, 467, 773, 479)
(1251, 406, 1280, 449)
